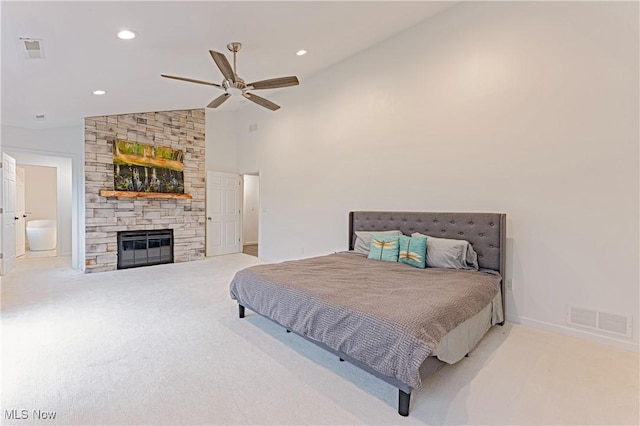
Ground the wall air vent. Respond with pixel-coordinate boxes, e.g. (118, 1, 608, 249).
(567, 305, 632, 338)
(598, 312, 630, 336)
(20, 38, 44, 59)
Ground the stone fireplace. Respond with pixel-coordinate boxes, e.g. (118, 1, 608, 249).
(84, 109, 206, 273)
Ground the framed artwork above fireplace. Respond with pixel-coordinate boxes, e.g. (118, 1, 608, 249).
(113, 140, 185, 194)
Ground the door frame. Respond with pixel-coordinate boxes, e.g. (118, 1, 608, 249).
(2, 147, 83, 270)
(241, 172, 260, 251)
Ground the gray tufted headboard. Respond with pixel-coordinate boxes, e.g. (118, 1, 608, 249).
(349, 211, 506, 276)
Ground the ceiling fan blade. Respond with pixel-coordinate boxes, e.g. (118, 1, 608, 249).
(161, 74, 222, 88)
(207, 93, 231, 108)
(243, 92, 281, 111)
(209, 50, 235, 82)
(248, 76, 299, 90)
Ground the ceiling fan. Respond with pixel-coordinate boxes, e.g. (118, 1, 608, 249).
(161, 42, 299, 111)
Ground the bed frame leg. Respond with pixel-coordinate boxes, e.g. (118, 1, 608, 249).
(239, 305, 245, 319)
(398, 389, 410, 417)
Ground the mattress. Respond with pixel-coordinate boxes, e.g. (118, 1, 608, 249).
(230, 252, 501, 388)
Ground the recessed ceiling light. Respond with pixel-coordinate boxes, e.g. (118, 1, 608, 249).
(296, 49, 307, 56)
(117, 30, 136, 40)
(93, 90, 107, 95)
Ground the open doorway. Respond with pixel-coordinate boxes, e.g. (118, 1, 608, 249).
(242, 173, 259, 257)
(5, 150, 72, 266)
(21, 165, 58, 258)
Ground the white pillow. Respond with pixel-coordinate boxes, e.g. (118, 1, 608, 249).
(353, 230, 402, 255)
(411, 233, 479, 270)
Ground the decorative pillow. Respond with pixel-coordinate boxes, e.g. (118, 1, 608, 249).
(412, 233, 479, 270)
(398, 235, 427, 269)
(353, 230, 402, 255)
(367, 234, 400, 262)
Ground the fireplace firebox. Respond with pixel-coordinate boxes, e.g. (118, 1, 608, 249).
(117, 230, 173, 269)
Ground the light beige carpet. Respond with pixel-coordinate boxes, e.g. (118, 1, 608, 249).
(1, 254, 638, 425)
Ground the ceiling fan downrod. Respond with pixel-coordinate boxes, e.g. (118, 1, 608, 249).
(227, 42, 242, 79)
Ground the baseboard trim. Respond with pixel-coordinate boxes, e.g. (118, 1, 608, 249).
(243, 241, 258, 245)
(506, 314, 639, 353)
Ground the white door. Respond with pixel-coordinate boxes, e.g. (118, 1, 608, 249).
(206, 171, 240, 256)
(1, 153, 17, 275)
(16, 166, 26, 257)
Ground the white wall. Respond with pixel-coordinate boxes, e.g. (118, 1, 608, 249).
(235, 2, 639, 350)
(243, 175, 260, 244)
(205, 109, 238, 173)
(23, 164, 57, 222)
(1, 125, 84, 267)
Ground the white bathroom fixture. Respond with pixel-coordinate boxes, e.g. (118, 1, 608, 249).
(26, 219, 57, 251)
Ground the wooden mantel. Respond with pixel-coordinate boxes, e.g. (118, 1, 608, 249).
(99, 190, 192, 200)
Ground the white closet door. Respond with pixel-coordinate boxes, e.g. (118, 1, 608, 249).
(206, 171, 240, 256)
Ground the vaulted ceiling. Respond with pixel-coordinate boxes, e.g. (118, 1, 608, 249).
(1, 1, 454, 129)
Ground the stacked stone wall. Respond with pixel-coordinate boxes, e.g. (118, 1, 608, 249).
(84, 109, 205, 272)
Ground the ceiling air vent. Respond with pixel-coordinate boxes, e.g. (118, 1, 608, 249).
(20, 38, 45, 59)
(567, 305, 632, 338)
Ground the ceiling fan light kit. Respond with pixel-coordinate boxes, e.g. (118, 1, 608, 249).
(161, 41, 299, 111)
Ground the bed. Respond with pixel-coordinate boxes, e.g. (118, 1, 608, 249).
(230, 211, 506, 416)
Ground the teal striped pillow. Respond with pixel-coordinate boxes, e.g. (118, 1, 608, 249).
(367, 234, 400, 262)
(398, 235, 427, 269)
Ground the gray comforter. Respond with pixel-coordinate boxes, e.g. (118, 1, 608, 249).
(229, 252, 500, 389)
